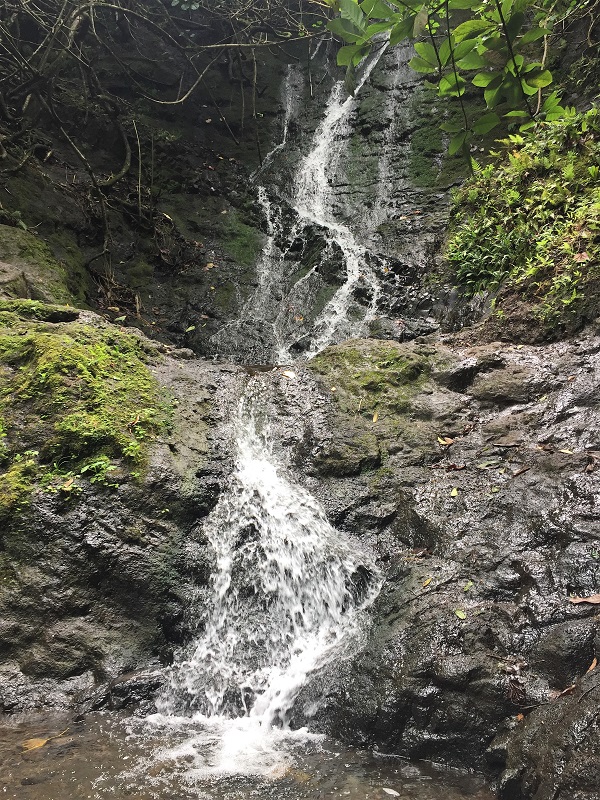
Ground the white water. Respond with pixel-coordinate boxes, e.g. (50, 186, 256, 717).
(290, 49, 385, 358)
(153, 377, 381, 776)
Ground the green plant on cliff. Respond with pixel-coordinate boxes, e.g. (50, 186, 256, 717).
(446, 107, 600, 326)
(0, 301, 171, 520)
(324, 0, 598, 159)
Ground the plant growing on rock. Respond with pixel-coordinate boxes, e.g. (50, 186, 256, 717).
(445, 107, 600, 331)
(324, 0, 599, 159)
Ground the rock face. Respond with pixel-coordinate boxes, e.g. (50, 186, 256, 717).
(273, 334, 600, 798)
(0, 306, 242, 712)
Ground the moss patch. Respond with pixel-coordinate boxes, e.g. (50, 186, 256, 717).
(0, 304, 172, 521)
(309, 338, 434, 418)
(446, 108, 600, 334)
(0, 225, 76, 304)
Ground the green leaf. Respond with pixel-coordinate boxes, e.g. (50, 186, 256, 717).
(519, 26, 552, 45)
(453, 18, 495, 42)
(440, 120, 464, 133)
(439, 37, 452, 67)
(366, 21, 395, 36)
(484, 83, 503, 108)
(456, 50, 487, 70)
(390, 15, 415, 45)
(439, 72, 467, 97)
(337, 43, 367, 66)
(472, 71, 502, 87)
(455, 609, 467, 619)
(339, 0, 366, 31)
(448, 0, 481, 7)
(408, 56, 437, 74)
(449, 131, 468, 156)
(472, 111, 501, 134)
(504, 110, 530, 118)
(453, 38, 478, 60)
(359, 0, 391, 17)
(504, 11, 524, 43)
(525, 69, 553, 88)
(345, 62, 357, 95)
(327, 18, 364, 42)
(414, 41, 438, 66)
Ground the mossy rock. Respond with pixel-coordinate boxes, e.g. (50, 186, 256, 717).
(0, 304, 172, 522)
(309, 338, 436, 417)
(0, 225, 77, 305)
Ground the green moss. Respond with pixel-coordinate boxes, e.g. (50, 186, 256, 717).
(446, 108, 600, 327)
(0, 224, 75, 304)
(309, 339, 433, 417)
(0, 305, 172, 520)
(219, 211, 263, 267)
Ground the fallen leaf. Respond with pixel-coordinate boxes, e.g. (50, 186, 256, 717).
(422, 577, 432, 588)
(587, 657, 598, 673)
(185, 325, 196, 332)
(382, 790, 400, 797)
(450, 487, 458, 497)
(477, 460, 501, 469)
(559, 449, 574, 454)
(574, 251, 590, 262)
(516, 713, 524, 722)
(491, 485, 500, 493)
(22, 737, 51, 751)
(455, 609, 467, 620)
(437, 436, 454, 445)
(569, 594, 600, 604)
(22, 728, 69, 752)
(330, 386, 337, 392)
(464, 580, 474, 592)
(511, 466, 530, 478)
(281, 370, 296, 379)
(373, 411, 379, 423)
(516, 344, 524, 349)
(551, 684, 576, 699)
(114, 315, 126, 322)
(107, 306, 120, 312)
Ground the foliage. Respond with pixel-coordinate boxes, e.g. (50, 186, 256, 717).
(446, 108, 600, 324)
(0, 302, 172, 519)
(324, 0, 599, 159)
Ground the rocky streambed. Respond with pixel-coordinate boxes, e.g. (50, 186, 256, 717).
(1, 300, 599, 799)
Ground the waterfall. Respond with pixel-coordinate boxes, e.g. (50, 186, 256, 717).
(288, 48, 386, 358)
(153, 376, 381, 775)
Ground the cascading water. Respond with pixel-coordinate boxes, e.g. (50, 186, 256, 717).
(150, 375, 380, 776)
(211, 46, 389, 363)
(287, 48, 386, 358)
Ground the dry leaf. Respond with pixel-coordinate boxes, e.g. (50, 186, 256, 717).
(559, 449, 574, 454)
(551, 684, 576, 700)
(22, 728, 69, 751)
(569, 594, 600, 604)
(422, 577, 432, 588)
(574, 251, 590, 262)
(516, 713, 524, 722)
(22, 737, 51, 751)
(450, 487, 459, 497)
(372, 411, 379, 423)
(587, 657, 598, 673)
(437, 436, 454, 445)
(382, 789, 400, 797)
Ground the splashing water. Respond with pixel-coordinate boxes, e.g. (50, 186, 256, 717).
(152, 377, 381, 776)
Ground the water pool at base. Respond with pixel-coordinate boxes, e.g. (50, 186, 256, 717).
(0, 711, 493, 800)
